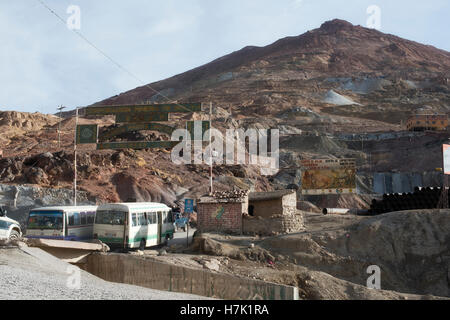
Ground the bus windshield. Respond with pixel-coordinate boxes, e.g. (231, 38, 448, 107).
(28, 211, 63, 230)
(95, 211, 125, 225)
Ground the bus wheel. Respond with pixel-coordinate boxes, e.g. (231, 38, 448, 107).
(9, 230, 20, 241)
(164, 235, 170, 246)
(139, 239, 146, 251)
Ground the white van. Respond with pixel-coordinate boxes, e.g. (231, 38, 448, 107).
(0, 208, 22, 240)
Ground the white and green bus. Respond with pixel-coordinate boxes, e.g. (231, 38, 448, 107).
(93, 202, 175, 250)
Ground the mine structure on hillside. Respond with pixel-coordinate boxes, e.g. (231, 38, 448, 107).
(406, 113, 448, 132)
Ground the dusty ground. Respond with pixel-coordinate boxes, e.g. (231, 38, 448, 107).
(132, 210, 450, 300)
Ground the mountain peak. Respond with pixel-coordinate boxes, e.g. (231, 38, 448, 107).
(96, 18, 450, 107)
(319, 19, 354, 32)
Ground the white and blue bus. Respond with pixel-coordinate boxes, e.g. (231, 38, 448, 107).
(26, 206, 97, 241)
(93, 202, 175, 250)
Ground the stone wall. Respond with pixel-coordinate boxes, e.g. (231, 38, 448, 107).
(242, 212, 305, 236)
(197, 198, 246, 234)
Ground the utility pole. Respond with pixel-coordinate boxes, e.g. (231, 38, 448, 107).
(209, 101, 213, 194)
(73, 108, 78, 206)
(57, 105, 66, 149)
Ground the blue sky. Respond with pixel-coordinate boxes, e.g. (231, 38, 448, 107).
(0, 0, 448, 113)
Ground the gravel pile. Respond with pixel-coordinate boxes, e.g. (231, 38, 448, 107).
(0, 245, 208, 300)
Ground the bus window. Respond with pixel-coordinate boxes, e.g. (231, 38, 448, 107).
(149, 212, 156, 224)
(68, 212, 74, 225)
(167, 211, 173, 223)
(132, 213, 138, 227)
(80, 212, 87, 225)
(95, 211, 125, 225)
(144, 213, 148, 225)
(136, 213, 141, 225)
(73, 212, 80, 225)
(27, 211, 63, 230)
(87, 212, 95, 224)
(138, 213, 147, 225)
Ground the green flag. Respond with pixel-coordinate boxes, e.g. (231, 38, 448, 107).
(76, 124, 98, 144)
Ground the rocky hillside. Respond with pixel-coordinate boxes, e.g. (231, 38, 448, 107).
(1, 19, 450, 206)
(0, 111, 59, 149)
(0, 110, 272, 205)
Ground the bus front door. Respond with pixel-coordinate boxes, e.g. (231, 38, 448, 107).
(123, 212, 128, 249)
(157, 211, 162, 244)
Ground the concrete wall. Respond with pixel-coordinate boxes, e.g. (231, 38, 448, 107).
(197, 200, 245, 234)
(86, 253, 299, 300)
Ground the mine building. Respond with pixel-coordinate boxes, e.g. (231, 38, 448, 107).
(406, 114, 448, 131)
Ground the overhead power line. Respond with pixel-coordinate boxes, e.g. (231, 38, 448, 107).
(35, 0, 196, 113)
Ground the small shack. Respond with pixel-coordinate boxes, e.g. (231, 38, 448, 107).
(196, 189, 249, 234)
(248, 189, 297, 217)
(243, 189, 304, 235)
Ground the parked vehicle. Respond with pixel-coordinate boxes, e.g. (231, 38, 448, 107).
(174, 212, 188, 232)
(93, 202, 175, 250)
(0, 207, 22, 240)
(25, 206, 97, 241)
